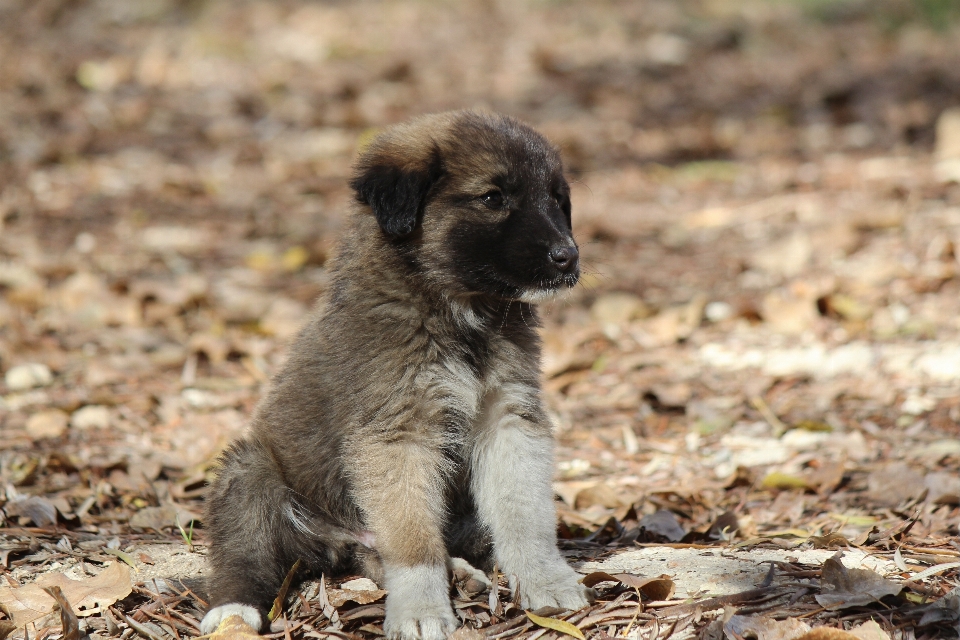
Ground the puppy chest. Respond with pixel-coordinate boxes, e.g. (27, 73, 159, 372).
(428, 358, 484, 421)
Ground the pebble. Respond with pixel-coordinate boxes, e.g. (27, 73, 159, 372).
(5, 363, 54, 391)
(71, 405, 111, 429)
(26, 409, 69, 439)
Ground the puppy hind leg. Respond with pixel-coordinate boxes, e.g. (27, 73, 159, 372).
(202, 439, 343, 634)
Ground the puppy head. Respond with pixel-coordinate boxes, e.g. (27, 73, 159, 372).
(351, 111, 579, 301)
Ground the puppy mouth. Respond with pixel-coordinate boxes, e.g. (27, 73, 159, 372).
(516, 273, 579, 303)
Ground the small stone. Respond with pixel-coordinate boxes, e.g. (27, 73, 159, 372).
(935, 108, 960, 183)
(340, 578, 379, 591)
(26, 409, 69, 439)
(935, 107, 960, 161)
(646, 33, 689, 66)
(704, 301, 733, 322)
(71, 405, 111, 430)
(5, 363, 54, 391)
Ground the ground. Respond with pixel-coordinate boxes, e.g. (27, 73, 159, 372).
(1, 1, 959, 639)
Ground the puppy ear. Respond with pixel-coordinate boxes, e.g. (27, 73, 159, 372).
(350, 147, 443, 238)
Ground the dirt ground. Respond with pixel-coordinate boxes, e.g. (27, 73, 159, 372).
(1, 1, 960, 639)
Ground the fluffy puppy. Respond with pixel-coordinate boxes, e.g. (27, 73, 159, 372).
(201, 110, 589, 640)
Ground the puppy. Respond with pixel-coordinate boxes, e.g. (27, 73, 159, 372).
(201, 110, 589, 640)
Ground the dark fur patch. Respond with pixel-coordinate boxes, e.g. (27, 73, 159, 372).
(350, 146, 444, 238)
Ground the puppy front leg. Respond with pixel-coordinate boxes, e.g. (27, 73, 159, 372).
(472, 418, 590, 611)
(350, 440, 458, 640)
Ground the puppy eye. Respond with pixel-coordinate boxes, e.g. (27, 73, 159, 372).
(479, 190, 504, 209)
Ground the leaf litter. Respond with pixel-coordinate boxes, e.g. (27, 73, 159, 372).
(2, 0, 960, 639)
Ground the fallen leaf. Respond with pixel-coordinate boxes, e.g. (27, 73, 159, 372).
(268, 560, 301, 621)
(916, 586, 960, 627)
(42, 586, 80, 640)
(525, 611, 585, 640)
(924, 471, 960, 505)
(723, 614, 811, 640)
(865, 463, 926, 507)
(0, 562, 131, 627)
(815, 552, 902, 609)
(707, 511, 740, 540)
(3, 495, 57, 527)
(808, 532, 852, 549)
(326, 586, 387, 608)
(636, 510, 686, 542)
(101, 548, 138, 569)
(761, 472, 809, 491)
(129, 504, 200, 531)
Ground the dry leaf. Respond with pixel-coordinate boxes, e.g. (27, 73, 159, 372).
(268, 560, 301, 621)
(326, 587, 387, 608)
(0, 562, 131, 627)
(723, 614, 811, 640)
(579, 572, 674, 600)
(815, 552, 902, 609)
(761, 472, 809, 491)
(636, 510, 686, 542)
(525, 611, 585, 640)
(41, 586, 80, 640)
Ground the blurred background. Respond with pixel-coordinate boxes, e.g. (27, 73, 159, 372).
(1, 0, 960, 619)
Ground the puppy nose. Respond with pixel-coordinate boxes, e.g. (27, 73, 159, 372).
(549, 245, 579, 273)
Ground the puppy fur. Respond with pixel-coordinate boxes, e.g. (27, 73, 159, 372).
(202, 111, 589, 640)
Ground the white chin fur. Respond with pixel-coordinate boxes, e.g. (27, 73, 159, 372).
(517, 288, 560, 303)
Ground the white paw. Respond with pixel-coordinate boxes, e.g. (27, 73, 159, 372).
(384, 564, 459, 640)
(450, 557, 492, 591)
(200, 603, 262, 635)
(511, 563, 591, 611)
(384, 608, 458, 640)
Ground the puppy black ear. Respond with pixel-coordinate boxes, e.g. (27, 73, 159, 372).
(350, 149, 443, 238)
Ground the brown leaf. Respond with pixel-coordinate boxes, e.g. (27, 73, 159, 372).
(4, 495, 57, 527)
(636, 510, 686, 542)
(723, 614, 811, 640)
(707, 511, 740, 540)
(0, 562, 132, 627)
(808, 532, 853, 549)
(326, 586, 387, 608)
(580, 572, 622, 588)
(579, 572, 674, 600)
(617, 574, 675, 601)
(815, 552, 902, 610)
(41, 586, 80, 640)
(268, 560, 301, 621)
